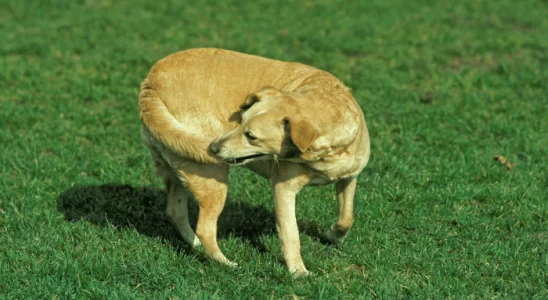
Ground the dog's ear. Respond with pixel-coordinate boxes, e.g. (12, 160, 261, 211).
(240, 87, 282, 111)
(284, 117, 319, 154)
(240, 94, 260, 111)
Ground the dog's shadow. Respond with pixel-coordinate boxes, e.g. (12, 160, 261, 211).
(58, 184, 331, 255)
(57, 184, 294, 253)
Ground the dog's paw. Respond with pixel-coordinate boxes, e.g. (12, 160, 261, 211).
(225, 260, 239, 268)
(214, 255, 238, 269)
(323, 228, 346, 244)
(288, 264, 310, 278)
(292, 269, 311, 278)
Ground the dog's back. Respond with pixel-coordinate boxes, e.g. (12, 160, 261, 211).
(139, 48, 320, 164)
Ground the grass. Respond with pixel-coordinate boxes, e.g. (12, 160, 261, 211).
(1, 0, 547, 298)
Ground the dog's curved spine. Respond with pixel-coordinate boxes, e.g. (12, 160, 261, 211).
(139, 79, 221, 164)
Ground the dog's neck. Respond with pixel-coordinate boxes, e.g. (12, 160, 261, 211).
(280, 74, 368, 180)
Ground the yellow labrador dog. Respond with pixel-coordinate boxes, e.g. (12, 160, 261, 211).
(139, 48, 370, 276)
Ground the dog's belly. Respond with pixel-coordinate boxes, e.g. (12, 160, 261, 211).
(306, 175, 337, 186)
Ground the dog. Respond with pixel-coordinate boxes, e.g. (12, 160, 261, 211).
(139, 48, 370, 276)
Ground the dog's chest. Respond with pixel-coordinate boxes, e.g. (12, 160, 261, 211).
(304, 155, 365, 186)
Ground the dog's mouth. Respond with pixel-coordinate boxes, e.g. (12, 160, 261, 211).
(225, 153, 267, 165)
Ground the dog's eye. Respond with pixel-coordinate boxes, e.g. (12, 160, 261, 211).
(245, 131, 257, 141)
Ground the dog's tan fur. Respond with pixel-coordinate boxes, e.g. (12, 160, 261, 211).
(139, 48, 370, 276)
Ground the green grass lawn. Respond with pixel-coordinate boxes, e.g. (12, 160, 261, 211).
(1, 0, 547, 298)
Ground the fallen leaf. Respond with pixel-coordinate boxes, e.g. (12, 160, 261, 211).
(493, 155, 515, 170)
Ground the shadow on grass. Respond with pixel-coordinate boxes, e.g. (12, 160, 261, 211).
(57, 184, 278, 253)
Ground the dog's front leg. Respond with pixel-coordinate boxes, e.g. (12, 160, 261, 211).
(271, 174, 309, 277)
(324, 177, 357, 243)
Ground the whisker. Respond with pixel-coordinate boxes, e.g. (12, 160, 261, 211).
(273, 155, 279, 169)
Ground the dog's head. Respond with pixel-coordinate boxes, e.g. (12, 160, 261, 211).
(210, 87, 319, 165)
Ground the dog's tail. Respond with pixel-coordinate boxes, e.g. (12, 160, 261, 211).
(139, 79, 221, 164)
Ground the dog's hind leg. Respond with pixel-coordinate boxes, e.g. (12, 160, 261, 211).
(144, 140, 201, 247)
(176, 162, 236, 267)
(324, 177, 357, 243)
(165, 174, 201, 247)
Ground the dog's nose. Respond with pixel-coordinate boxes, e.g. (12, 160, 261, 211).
(210, 141, 220, 154)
